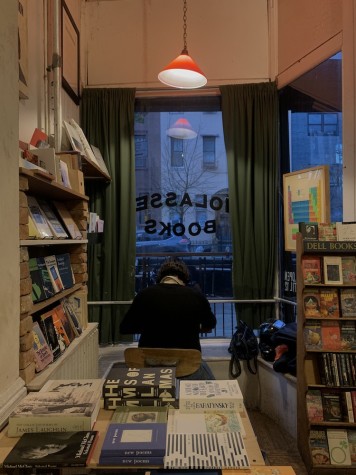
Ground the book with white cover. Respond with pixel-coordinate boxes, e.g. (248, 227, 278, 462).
(69, 119, 100, 166)
(37, 199, 68, 239)
(327, 428, 352, 466)
(27, 195, 54, 239)
(44, 255, 64, 293)
(179, 380, 244, 413)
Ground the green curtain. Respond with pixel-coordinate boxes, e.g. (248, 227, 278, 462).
(80, 88, 136, 344)
(220, 82, 279, 328)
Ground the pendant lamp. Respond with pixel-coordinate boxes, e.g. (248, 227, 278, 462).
(158, 0, 207, 89)
(167, 117, 197, 139)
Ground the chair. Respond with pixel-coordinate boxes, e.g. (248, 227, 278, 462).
(124, 347, 202, 378)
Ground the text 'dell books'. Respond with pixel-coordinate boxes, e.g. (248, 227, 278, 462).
(178, 379, 244, 413)
(103, 365, 176, 400)
(27, 195, 54, 239)
(3, 431, 98, 469)
(52, 200, 82, 239)
(301, 256, 322, 285)
(99, 422, 167, 458)
(111, 406, 168, 424)
(32, 321, 53, 372)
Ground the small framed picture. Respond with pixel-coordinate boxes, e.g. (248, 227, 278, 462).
(323, 256, 343, 285)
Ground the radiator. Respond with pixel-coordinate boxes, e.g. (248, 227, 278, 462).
(27, 323, 99, 391)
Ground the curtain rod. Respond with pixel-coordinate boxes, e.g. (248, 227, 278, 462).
(135, 87, 221, 99)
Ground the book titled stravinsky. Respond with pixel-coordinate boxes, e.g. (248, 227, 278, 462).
(179, 380, 244, 413)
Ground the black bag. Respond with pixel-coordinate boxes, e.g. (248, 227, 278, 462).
(259, 319, 286, 362)
(228, 320, 259, 378)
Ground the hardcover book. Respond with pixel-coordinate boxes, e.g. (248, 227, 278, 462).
(341, 256, 356, 284)
(319, 288, 340, 318)
(100, 422, 167, 457)
(321, 389, 343, 422)
(103, 365, 176, 400)
(37, 199, 69, 239)
(340, 288, 356, 317)
(323, 256, 343, 285)
(303, 290, 321, 318)
(32, 321, 53, 372)
(27, 195, 54, 239)
(306, 389, 323, 422)
(111, 406, 168, 424)
(309, 429, 330, 465)
(321, 320, 341, 351)
(104, 398, 178, 410)
(304, 320, 322, 350)
(318, 222, 337, 241)
(3, 431, 98, 468)
(327, 428, 352, 465)
(99, 455, 164, 466)
(178, 379, 244, 413)
(301, 256, 322, 284)
(44, 254, 64, 293)
(56, 253, 75, 289)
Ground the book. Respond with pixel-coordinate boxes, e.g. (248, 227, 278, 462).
(321, 320, 341, 351)
(341, 391, 355, 423)
(36, 199, 69, 239)
(323, 256, 343, 285)
(340, 320, 356, 351)
(39, 308, 62, 359)
(30, 127, 49, 148)
(100, 422, 167, 457)
(341, 256, 356, 284)
(51, 309, 71, 349)
(35, 256, 56, 298)
(56, 253, 75, 289)
(91, 144, 110, 177)
(306, 389, 323, 422)
(301, 256, 322, 284)
(304, 319, 322, 350)
(309, 429, 330, 465)
(59, 159, 72, 188)
(61, 298, 83, 336)
(69, 119, 100, 166)
(32, 321, 53, 372)
(3, 431, 98, 468)
(104, 398, 178, 410)
(53, 303, 76, 344)
(336, 221, 356, 241)
(321, 389, 343, 422)
(178, 379, 244, 413)
(319, 288, 340, 318)
(44, 254, 64, 293)
(27, 195, 54, 239)
(52, 200, 82, 239)
(7, 386, 102, 437)
(66, 288, 88, 329)
(29, 256, 47, 302)
(103, 365, 176, 400)
(63, 120, 86, 156)
(318, 222, 337, 241)
(99, 455, 163, 466)
(111, 406, 168, 424)
(340, 288, 356, 317)
(348, 430, 356, 464)
(303, 290, 321, 318)
(298, 222, 318, 241)
(327, 428, 352, 465)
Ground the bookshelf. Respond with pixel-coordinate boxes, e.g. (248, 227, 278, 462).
(19, 165, 98, 388)
(296, 233, 356, 474)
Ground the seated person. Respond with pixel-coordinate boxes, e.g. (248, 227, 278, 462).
(120, 257, 217, 379)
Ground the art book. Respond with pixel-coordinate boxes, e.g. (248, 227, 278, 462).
(111, 406, 168, 424)
(319, 288, 340, 318)
(327, 428, 352, 466)
(303, 290, 321, 318)
(309, 429, 330, 465)
(340, 288, 356, 317)
(318, 222, 337, 241)
(3, 431, 98, 468)
(304, 320, 322, 350)
(178, 379, 244, 413)
(103, 364, 176, 400)
(32, 321, 53, 372)
(301, 256, 322, 284)
(306, 389, 323, 423)
(298, 222, 319, 241)
(99, 422, 167, 457)
(341, 256, 356, 284)
(320, 320, 341, 351)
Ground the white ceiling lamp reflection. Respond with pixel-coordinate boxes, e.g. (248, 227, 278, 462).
(167, 118, 197, 139)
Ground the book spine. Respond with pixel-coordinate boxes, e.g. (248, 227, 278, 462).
(8, 417, 92, 438)
(99, 456, 164, 466)
(103, 397, 178, 410)
(103, 384, 176, 399)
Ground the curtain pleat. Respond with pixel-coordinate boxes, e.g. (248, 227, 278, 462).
(220, 82, 279, 328)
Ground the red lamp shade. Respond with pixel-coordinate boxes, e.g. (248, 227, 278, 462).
(167, 117, 197, 139)
(158, 49, 207, 89)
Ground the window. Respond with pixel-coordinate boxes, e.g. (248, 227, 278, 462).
(134, 134, 148, 169)
(203, 136, 216, 168)
(171, 138, 184, 167)
(308, 113, 339, 136)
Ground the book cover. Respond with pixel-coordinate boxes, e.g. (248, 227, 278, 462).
(29, 256, 47, 302)
(306, 389, 323, 422)
(164, 432, 249, 469)
(56, 253, 75, 289)
(309, 429, 330, 465)
(99, 455, 164, 466)
(341, 256, 356, 284)
(60, 298, 82, 336)
(53, 303, 76, 344)
(51, 307, 71, 349)
(178, 380, 244, 413)
(35, 256, 56, 298)
(66, 288, 88, 329)
(111, 406, 168, 424)
(40, 378, 103, 395)
(318, 222, 337, 241)
(37, 199, 69, 239)
(39, 308, 63, 359)
(340, 288, 356, 317)
(52, 200, 82, 239)
(301, 256, 322, 284)
(104, 398, 178, 410)
(27, 195, 54, 239)
(321, 389, 343, 422)
(303, 290, 321, 318)
(304, 320, 322, 350)
(336, 222, 356, 241)
(323, 256, 343, 285)
(298, 222, 319, 241)
(340, 320, 356, 351)
(327, 428, 352, 465)
(347, 430, 356, 464)
(3, 431, 98, 468)
(321, 320, 341, 351)
(319, 288, 340, 318)
(103, 365, 176, 400)
(341, 391, 355, 423)
(167, 408, 245, 436)
(100, 422, 167, 457)
(32, 321, 53, 372)
(44, 254, 64, 293)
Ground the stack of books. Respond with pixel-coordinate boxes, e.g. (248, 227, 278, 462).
(102, 364, 178, 410)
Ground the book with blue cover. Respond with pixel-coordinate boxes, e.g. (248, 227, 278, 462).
(99, 455, 164, 466)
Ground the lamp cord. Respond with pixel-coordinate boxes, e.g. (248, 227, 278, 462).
(182, 0, 188, 54)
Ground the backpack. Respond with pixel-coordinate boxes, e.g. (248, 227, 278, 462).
(228, 320, 259, 378)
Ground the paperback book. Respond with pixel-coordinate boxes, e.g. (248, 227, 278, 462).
(56, 253, 75, 289)
(37, 199, 69, 239)
(35, 256, 56, 298)
(327, 428, 352, 466)
(323, 256, 343, 285)
(340, 288, 356, 317)
(306, 389, 323, 423)
(340, 320, 356, 351)
(38, 309, 62, 360)
(319, 288, 340, 318)
(301, 256, 322, 284)
(303, 290, 321, 318)
(321, 389, 343, 422)
(178, 379, 244, 413)
(61, 298, 83, 336)
(32, 321, 53, 372)
(304, 320, 322, 350)
(27, 195, 54, 239)
(53, 303, 76, 344)
(44, 254, 64, 293)
(321, 320, 341, 351)
(347, 430, 356, 464)
(3, 431, 98, 468)
(298, 222, 319, 241)
(318, 222, 337, 241)
(52, 200, 82, 239)
(29, 256, 47, 302)
(341, 256, 356, 284)
(309, 429, 330, 465)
